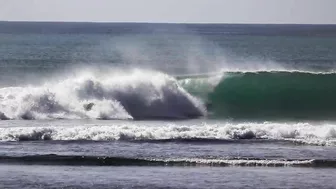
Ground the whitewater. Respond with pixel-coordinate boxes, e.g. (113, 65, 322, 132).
(0, 69, 206, 120)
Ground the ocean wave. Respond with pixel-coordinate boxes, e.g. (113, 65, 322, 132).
(3, 69, 336, 121)
(1, 122, 335, 146)
(0, 154, 334, 167)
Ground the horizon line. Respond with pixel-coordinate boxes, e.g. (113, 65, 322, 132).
(1, 20, 336, 26)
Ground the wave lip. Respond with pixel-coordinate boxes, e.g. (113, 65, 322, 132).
(0, 154, 335, 168)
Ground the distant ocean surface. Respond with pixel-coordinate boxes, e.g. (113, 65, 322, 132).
(0, 22, 336, 189)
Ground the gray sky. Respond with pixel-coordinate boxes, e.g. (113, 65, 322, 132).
(0, 0, 335, 24)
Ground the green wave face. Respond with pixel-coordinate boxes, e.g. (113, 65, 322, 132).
(179, 72, 336, 120)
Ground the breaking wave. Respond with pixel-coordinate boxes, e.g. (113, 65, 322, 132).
(3, 69, 336, 121)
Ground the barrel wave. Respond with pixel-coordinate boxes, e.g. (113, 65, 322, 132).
(180, 71, 336, 120)
(2, 69, 336, 121)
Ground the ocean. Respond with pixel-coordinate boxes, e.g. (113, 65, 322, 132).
(0, 22, 336, 189)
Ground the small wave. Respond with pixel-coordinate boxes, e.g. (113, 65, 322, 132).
(1, 122, 335, 146)
(0, 154, 334, 167)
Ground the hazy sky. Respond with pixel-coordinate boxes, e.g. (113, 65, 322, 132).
(0, 0, 335, 24)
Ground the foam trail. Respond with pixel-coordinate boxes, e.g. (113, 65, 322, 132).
(0, 69, 206, 120)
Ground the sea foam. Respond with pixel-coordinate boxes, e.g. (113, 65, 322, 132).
(0, 122, 335, 146)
